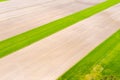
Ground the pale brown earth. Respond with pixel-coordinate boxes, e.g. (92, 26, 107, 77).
(0, 0, 120, 80)
(0, 0, 93, 41)
(76, 0, 106, 4)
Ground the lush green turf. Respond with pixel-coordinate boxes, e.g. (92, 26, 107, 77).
(58, 29, 120, 80)
(0, 0, 120, 58)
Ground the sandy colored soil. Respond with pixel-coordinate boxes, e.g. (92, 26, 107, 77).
(0, 0, 93, 41)
(76, 0, 105, 4)
(0, 0, 120, 80)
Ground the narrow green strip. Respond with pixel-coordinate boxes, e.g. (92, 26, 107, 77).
(0, 0, 7, 2)
(0, 0, 120, 58)
(58, 29, 120, 80)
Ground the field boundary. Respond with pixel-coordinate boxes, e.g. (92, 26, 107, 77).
(0, 0, 120, 58)
(58, 29, 120, 80)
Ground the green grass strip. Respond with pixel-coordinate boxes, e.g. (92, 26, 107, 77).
(58, 30, 120, 80)
(0, 0, 120, 58)
(0, 0, 7, 2)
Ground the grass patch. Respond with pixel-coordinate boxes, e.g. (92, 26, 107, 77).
(58, 29, 120, 80)
(0, 0, 7, 2)
(0, 0, 120, 58)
